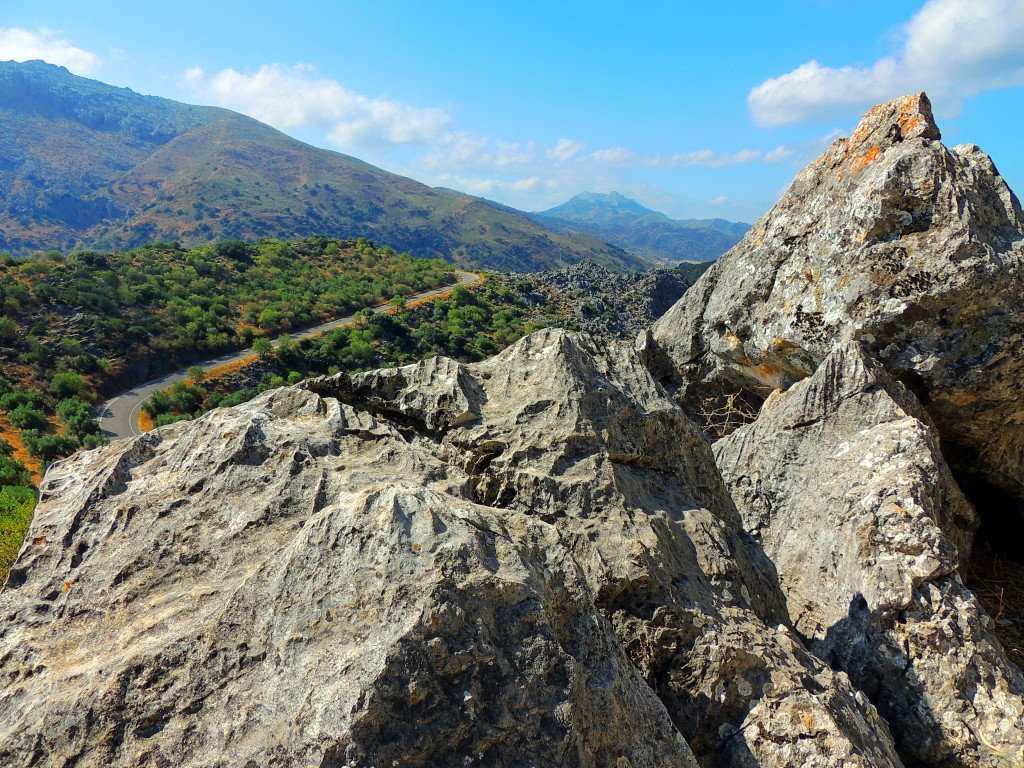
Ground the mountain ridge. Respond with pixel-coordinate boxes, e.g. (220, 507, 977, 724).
(531, 191, 748, 263)
(0, 61, 643, 272)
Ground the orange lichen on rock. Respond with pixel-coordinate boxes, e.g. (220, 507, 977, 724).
(841, 92, 940, 165)
(898, 95, 940, 141)
(853, 145, 882, 170)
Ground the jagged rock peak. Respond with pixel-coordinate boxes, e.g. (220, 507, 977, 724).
(834, 92, 941, 165)
(647, 91, 1024, 508)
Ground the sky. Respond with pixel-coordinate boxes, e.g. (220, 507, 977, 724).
(1, 0, 1022, 224)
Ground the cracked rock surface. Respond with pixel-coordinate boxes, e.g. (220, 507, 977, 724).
(1, 329, 902, 768)
(714, 342, 1024, 767)
(648, 93, 1024, 511)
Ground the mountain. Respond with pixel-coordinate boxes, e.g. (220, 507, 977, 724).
(531, 191, 749, 263)
(0, 61, 643, 272)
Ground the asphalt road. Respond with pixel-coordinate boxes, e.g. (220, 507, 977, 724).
(95, 270, 482, 440)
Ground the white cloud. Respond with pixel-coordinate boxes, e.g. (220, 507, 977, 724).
(422, 135, 540, 171)
(433, 173, 543, 197)
(647, 148, 763, 168)
(588, 147, 637, 165)
(0, 27, 101, 75)
(494, 141, 536, 167)
(546, 138, 586, 162)
(586, 147, 763, 169)
(749, 0, 1024, 127)
(763, 145, 796, 164)
(708, 195, 728, 206)
(185, 63, 452, 149)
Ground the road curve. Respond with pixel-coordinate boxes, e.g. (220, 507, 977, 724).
(96, 270, 482, 441)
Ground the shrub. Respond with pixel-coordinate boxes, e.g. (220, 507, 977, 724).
(50, 372, 90, 400)
(0, 485, 37, 581)
(8, 404, 49, 431)
(0, 456, 31, 487)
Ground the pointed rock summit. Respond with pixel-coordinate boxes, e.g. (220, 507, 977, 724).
(648, 91, 1024, 513)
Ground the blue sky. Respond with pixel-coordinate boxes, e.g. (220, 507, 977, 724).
(2, 0, 1022, 223)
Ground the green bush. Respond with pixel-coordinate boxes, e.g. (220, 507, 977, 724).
(50, 371, 90, 400)
(0, 485, 36, 582)
(8, 404, 49, 431)
(0, 456, 31, 487)
(20, 430, 77, 464)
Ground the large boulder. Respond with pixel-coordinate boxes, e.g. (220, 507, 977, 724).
(715, 342, 1024, 766)
(647, 93, 1024, 509)
(0, 330, 903, 768)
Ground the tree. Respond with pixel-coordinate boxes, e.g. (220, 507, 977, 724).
(8, 404, 48, 431)
(253, 337, 273, 360)
(50, 372, 90, 400)
(0, 316, 17, 343)
(187, 365, 205, 384)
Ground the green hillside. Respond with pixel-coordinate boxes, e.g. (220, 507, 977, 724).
(0, 61, 642, 273)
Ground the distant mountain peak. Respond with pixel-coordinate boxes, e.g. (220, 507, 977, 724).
(539, 191, 662, 222)
(532, 192, 749, 263)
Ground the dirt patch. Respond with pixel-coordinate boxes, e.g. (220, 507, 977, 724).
(0, 417, 42, 484)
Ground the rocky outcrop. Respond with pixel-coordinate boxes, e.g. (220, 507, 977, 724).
(714, 342, 1024, 766)
(647, 93, 1024, 510)
(0, 330, 904, 768)
(501, 260, 702, 339)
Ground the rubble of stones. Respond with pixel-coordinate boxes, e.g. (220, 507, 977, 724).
(1, 93, 1023, 768)
(498, 259, 705, 339)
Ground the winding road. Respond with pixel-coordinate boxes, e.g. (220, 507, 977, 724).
(95, 270, 482, 440)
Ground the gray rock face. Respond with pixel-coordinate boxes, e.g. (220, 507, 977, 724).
(648, 93, 1024, 508)
(714, 342, 1024, 766)
(500, 260, 699, 339)
(0, 329, 904, 768)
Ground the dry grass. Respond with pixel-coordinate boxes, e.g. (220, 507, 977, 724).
(201, 354, 259, 382)
(697, 391, 760, 439)
(966, 541, 1024, 670)
(137, 409, 155, 433)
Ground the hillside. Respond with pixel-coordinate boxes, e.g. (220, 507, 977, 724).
(0, 61, 642, 272)
(532, 191, 748, 263)
(0, 236, 453, 486)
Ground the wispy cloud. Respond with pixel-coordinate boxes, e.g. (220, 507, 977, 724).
(749, 0, 1024, 127)
(184, 63, 452, 149)
(546, 139, 586, 162)
(0, 27, 101, 75)
(707, 195, 728, 206)
(645, 149, 762, 168)
(588, 147, 637, 166)
(433, 174, 543, 196)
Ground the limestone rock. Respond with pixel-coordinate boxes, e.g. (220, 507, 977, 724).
(648, 93, 1024, 509)
(0, 330, 903, 768)
(714, 342, 1024, 766)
